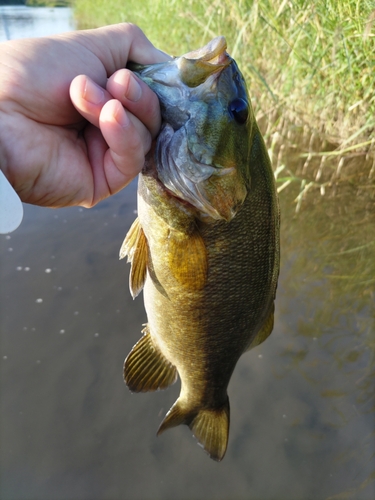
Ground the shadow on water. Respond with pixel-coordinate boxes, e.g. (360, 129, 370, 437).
(0, 6, 374, 500)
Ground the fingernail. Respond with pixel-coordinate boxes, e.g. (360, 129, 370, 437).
(115, 105, 130, 129)
(125, 75, 142, 102)
(83, 79, 104, 105)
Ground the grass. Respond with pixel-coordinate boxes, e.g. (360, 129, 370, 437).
(72, 0, 375, 197)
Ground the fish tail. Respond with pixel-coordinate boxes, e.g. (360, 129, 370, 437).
(157, 397, 230, 461)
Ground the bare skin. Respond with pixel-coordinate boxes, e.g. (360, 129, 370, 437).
(0, 23, 170, 208)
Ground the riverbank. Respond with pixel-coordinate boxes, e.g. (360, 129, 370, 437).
(73, 0, 375, 198)
(25, 0, 72, 6)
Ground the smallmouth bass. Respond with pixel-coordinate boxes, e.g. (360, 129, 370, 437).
(120, 37, 280, 461)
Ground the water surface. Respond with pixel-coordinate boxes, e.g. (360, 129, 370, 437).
(0, 5, 74, 41)
(1, 180, 373, 500)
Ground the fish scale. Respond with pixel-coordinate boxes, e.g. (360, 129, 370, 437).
(120, 36, 280, 461)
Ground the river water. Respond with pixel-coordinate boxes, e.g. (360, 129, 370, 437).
(0, 6, 374, 500)
(0, 4, 74, 41)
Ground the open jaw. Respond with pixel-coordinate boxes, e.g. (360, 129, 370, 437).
(181, 36, 230, 65)
(177, 37, 232, 88)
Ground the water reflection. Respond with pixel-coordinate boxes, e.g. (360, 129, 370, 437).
(0, 5, 74, 41)
(275, 181, 375, 500)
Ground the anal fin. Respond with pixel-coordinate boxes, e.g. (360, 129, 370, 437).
(124, 326, 177, 392)
(119, 217, 147, 298)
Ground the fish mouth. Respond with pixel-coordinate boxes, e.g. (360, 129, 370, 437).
(177, 36, 232, 88)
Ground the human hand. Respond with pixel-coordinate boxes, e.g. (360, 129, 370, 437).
(0, 23, 170, 208)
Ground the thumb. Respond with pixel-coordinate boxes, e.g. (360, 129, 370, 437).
(61, 23, 171, 76)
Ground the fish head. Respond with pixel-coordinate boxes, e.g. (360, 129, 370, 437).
(131, 37, 254, 221)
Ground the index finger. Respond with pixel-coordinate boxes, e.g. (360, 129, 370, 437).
(106, 69, 161, 138)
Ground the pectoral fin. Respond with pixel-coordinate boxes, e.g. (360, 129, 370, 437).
(247, 303, 275, 351)
(124, 326, 178, 392)
(157, 397, 230, 462)
(168, 228, 207, 290)
(119, 217, 147, 298)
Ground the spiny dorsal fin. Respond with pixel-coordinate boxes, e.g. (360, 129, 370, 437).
(246, 303, 275, 351)
(119, 217, 147, 298)
(168, 228, 207, 290)
(157, 398, 230, 462)
(124, 326, 177, 392)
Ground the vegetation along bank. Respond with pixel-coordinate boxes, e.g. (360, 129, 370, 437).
(71, 0, 375, 200)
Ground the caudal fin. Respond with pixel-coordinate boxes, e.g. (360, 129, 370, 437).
(157, 398, 230, 461)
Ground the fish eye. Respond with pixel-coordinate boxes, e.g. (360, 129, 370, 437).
(229, 98, 249, 124)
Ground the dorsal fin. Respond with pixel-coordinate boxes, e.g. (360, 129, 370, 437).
(119, 217, 148, 298)
(124, 326, 178, 392)
(157, 397, 230, 461)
